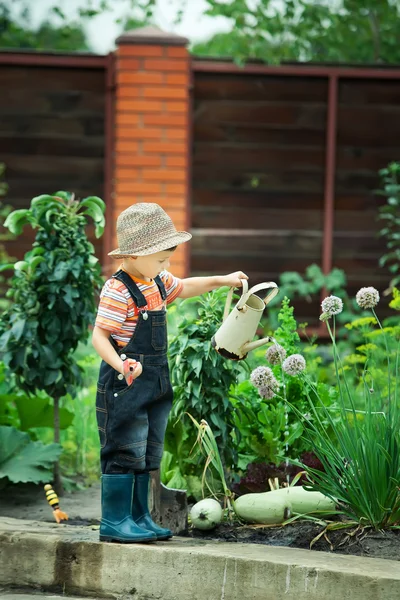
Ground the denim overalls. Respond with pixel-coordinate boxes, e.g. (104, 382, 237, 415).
(96, 270, 173, 474)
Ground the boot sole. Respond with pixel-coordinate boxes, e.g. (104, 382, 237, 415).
(100, 535, 155, 543)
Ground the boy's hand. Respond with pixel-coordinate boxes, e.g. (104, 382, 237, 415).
(222, 271, 249, 288)
(121, 359, 142, 385)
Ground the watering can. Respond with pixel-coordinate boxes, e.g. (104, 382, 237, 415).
(211, 279, 279, 360)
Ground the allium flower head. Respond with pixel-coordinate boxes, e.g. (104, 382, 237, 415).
(319, 312, 329, 322)
(265, 344, 287, 365)
(282, 354, 306, 376)
(250, 366, 278, 390)
(259, 385, 277, 400)
(321, 295, 343, 318)
(356, 287, 380, 309)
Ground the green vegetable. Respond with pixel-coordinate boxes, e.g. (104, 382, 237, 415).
(190, 498, 223, 530)
(234, 486, 336, 524)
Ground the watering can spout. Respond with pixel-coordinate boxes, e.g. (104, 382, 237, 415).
(242, 336, 272, 354)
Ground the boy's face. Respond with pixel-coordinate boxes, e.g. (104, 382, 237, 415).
(125, 249, 175, 280)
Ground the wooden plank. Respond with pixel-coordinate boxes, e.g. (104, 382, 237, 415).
(0, 114, 105, 136)
(193, 190, 324, 210)
(193, 168, 325, 193)
(0, 66, 105, 92)
(192, 207, 324, 230)
(193, 144, 324, 167)
(339, 78, 400, 106)
(193, 102, 327, 129)
(0, 135, 104, 157)
(194, 123, 326, 146)
(194, 74, 328, 102)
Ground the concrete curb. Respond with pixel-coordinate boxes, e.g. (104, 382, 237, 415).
(1, 517, 400, 600)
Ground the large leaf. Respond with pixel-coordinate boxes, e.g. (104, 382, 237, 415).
(0, 425, 61, 484)
(4, 209, 30, 235)
(15, 395, 74, 431)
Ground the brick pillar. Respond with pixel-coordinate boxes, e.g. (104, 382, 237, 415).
(111, 26, 191, 279)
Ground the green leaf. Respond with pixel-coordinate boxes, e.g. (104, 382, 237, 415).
(15, 396, 74, 430)
(80, 196, 106, 213)
(80, 204, 105, 238)
(0, 425, 62, 484)
(4, 209, 30, 235)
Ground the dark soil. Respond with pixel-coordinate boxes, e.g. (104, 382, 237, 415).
(1, 483, 399, 562)
(187, 520, 400, 562)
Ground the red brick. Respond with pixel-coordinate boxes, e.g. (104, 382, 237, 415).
(117, 58, 141, 71)
(118, 45, 164, 57)
(164, 101, 188, 113)
(143, 141, 186, 154)
(118, 72, 164, 85)
(116, 87, 141, 99)
(166, 183, 186, 194)
(166, 129, 186, 140)
(116, 127, 163, 140)
(142, 87, 187, 100)
(167, 47, 188, 58)
(116, 167, 143, 180)
(117, 100, 163, 113)
(166, 73, 188, 85)
(115, 140, 139, 153)
(142, 169, 185, 182)
(119, 156, 162, 168)
(116, 182, 162, 195)
(144, 59, 187, 72)
(143, 114, 186, 127)
(115, 113, 140, 127)
(166, 156, 187, 167)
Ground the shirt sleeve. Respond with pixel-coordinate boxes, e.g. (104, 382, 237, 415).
(95, 279, 129, 333)
(160, 270, 183, 305)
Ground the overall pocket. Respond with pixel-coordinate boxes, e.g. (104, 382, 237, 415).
(112, 370, 136, 398)
(96, 383, 108, 448)
(151, 315, 167, 351)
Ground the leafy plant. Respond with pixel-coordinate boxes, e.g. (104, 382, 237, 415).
(197, 0, 400, 64)
(232, 297, 338, 466)
(290, 288, 400, 530)
(0, 425, 62, 485)
(168, 288, 248, 468)
(0, 163, 15, 310)
(376, 162, 400, 292)
(0, 191, 105, 491)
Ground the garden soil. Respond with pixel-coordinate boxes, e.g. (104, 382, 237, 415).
(1, 483, 399, 562)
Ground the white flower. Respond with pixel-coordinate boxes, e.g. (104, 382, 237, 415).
(259, 385, 277, 400)
(250, 366, 279, 394)
(321, 295, 343, 317)
(282, 354, 306, 376)
(265, 344, 287, 365)
(356, 287, 380, 309)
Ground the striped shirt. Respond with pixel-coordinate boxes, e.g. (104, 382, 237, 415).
(95, 269, 183, 347)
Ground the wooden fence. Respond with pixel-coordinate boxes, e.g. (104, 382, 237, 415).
(1, 44, 399, 324)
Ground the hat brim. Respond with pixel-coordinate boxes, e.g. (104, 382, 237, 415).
(108, 231, 192, 259)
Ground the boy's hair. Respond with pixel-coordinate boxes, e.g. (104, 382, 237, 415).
(165, 246, 177, 252)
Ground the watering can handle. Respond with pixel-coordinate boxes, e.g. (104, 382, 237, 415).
(223, 278, 249, 321)
(237, 281, 279, 310)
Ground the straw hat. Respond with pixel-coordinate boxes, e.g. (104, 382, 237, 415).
(108, 203, 192, 258)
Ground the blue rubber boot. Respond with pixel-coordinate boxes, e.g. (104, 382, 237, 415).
(132, 472, 173, 540)
(100, 474, 156, 543)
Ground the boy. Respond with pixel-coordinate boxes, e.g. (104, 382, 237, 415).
(92, 203, 247, 543)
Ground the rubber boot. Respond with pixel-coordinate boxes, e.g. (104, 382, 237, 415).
(100, 474, 156, 543)
(132, 472, 172, 540)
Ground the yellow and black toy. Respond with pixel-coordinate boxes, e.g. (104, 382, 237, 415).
(44, 484, 68, 524)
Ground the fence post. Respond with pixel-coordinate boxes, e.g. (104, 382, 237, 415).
(110, 26, 191, 278)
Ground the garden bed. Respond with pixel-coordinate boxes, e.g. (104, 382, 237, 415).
(187, 520, 400, 562)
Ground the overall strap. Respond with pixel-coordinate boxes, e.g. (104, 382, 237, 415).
(154, 275, 167, 302)
(112, 270, 147, 308)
